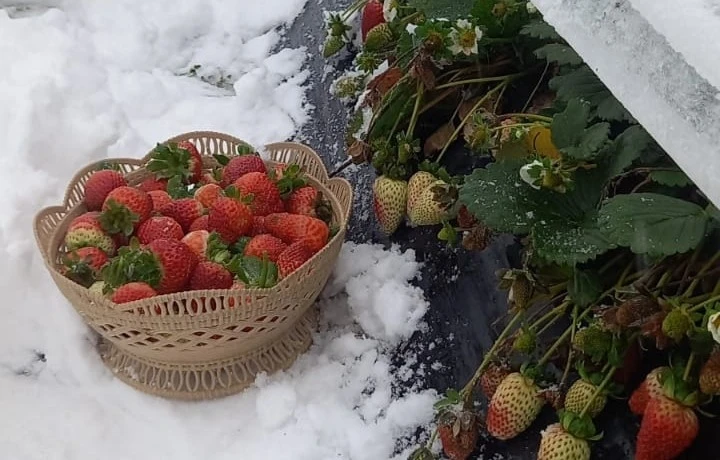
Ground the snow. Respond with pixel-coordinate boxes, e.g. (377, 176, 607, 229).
(533, 0, 720, 209)
(0, 2, 437, 459)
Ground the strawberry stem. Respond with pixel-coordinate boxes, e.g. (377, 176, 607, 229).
(405, 80, 424, 137)
(578, 365, 617, 419)
(683, 352, 695, 383)
(529, 301, 569, 333)
(681, 251, 720, 298)
(537, 304, 595, 368)
(687, 293, 720, 313)
(497, 113, 553, 123)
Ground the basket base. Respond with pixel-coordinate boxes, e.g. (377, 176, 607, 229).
(99, 306, 319, 401)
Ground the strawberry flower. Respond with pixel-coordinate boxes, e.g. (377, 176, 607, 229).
(519, 160, 545, 190)
(448, 19, 483, 56)
(383, 0, 398, 22)
(709, 311, 720, 344)
(526, 2, 538, 14)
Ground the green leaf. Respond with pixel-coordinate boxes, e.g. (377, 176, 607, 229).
(568, 269, 603, 307)
(534, 44, 582, 66)
(520, 20, 561, 40)
(408, 0, 473, 20)
(549, 66, 633, 122)
(166, 175, 194, 199)
(213, 154, 230, 166)
(532, 219, 612, 266)
(605, 125, 653, 177)
(551, 98, 610, 161)
(236, 144, 255, 155)
(649, 170, 692, 188)
(472, 0, 531, 38)
(598, 193, 709, 256)
(459, 159, 539, 234)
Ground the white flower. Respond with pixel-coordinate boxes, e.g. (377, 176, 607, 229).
(383, 0, 398, 22)
(448, 19, 483, 56)
(709, 312, 720, 344)
(406, 23, 418, 35)
(519, 160, 544, 190)
(526, 2, 538, 14)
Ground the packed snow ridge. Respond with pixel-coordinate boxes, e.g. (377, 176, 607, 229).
(0, 2, 437, 459)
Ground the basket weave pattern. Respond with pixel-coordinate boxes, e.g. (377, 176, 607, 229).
(33, 132, 353, 400)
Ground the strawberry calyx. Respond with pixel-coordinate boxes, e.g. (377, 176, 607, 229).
(147, 142, 196, 183)
(101, 241, 162, 294)
(659, 366, 700, 407)
(61, 254, 97, 287)
(98, 200, 140, 236)
(166, 175, 197, 199)
(206, 231, 232, 264)
(224, 185, 254, 205)
(231, 236, 252, 255)
(226, 253, 278, 289)
(272, 163, 307, 199)
(557, 409, 602, 441)
(407, 446, 435, 460)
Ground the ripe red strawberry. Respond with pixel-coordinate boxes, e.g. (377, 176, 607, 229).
(84, 169, 127, 211)
(264, 213, 329, 253)
(159, 198, 204, 232)
(207, 196, 253, 244)
(111, 282, 157, 303)
(136, 216, 184, 244)
(437, 411, 480, 460)
(233, 172, 285, 216)
(189, 215, 209, 232)
(480, 363, 511, 400)
(286, 185, 332, 222)
(188, 261, 233, 290)
(199, 171, 220, 185)
(361, 0, 385, 42)
(486, 372, 544, 440)
(148, 190, 173, 212)
(69, 211, 102, 228)
(194, 183, 223, 209)
(699, 350, 720, 395)
(250, 216, 266, 236)
(146, 140, 203, 184)
(221, 154, 266, 187)
(137, 176, 168, 192)
(276, 241, 313, 278)
(65, 221, 116, 255)
(629, 367, 668, 416)
(144, 238, 197, 293)
(244, 234, 287, 262)
(99, 186, 153, 236)
(635, 394, 699, 460)
(182, 230, 210, 260)
(62, 247, 109, 286)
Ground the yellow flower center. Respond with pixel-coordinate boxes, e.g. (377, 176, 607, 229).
(458, 29, 477, 49)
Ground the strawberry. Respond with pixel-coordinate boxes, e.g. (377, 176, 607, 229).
(480, 363, 511, 400)
(233, 172, 285, 216)
(99, 186, 153, 236)
(148, 190, 173, 213)
(189, 215, 209, 232)
(406, 171, 437, 212)
(629, 367, 668, 416)
(69, 211, 102, 228)
(437, 411, 480, 460)
(364, 23, 394, 52)
(194, 183, 224, 209)
(264, 213, 329, 253)
(635, 394, 699, 460)
(220, 154, 266, 187)
(102, 238, 197, 294)
(159, 198, 204, 232)
(286, 186, 332, 222)
(146, 141, 203, 184)
(244, 234, 287, 262)
(181, 230, 231, 263)
(486, 372, 544, 440)
(564, 379, 606, 418)
(88, 281, 107, 298)
(372, 176, 407, 235)
(207, 197, 253, 244)
(65, 221, 116, 255)
(62, 247, 109, 286)
(408, 179, 450, 226)
(111, 282, 157, 303)
(137, 176, 168, 192)
(361, 0, 385, 42)
(699, 350, 720, 395)
(537, 423, 590, 460)
(188, 261, 233, 290)
(250, 215, 267, 236)
(199, 171, 220, 185)
(136, 216, 184, 244)
(277, 241, 313, 278)
(83, 169, 127, 211)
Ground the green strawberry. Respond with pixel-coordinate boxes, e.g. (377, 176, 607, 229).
(64, 221, 116, 256)
(407, 180, 450, 226)
(512, 328, 536, 354)
(486, 372, 544, 440)
(372, 176, 407, 235)
(406, 171, 437, 211)
(323, 35, 345, 58)
(364, 23, 394, 52)
(564, 379, 607, 418)
(537, 423, 591, 460)
(572, 325, 612, 363)
(662, 308, 692, 341)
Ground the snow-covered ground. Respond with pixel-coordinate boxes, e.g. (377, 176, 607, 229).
(0, 2, 437, 459)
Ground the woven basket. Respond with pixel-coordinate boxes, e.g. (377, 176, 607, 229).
(33, 131, 353, 400)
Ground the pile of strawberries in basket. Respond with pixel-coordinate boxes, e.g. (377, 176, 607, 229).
(60, 140, 335, 306)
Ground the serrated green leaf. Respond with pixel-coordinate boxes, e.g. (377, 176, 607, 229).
(551, 99, 610, 160)
(549, 66, 633, 122)
(408, 0, 473, 20)
(598, 193, 709, 257)
(534, 44, 582, 66)
(606, 125, 653, 177)
(472, 0, 531, 37)
(562, 123, 611, 161)
(520, 20, 561, 40)
(649, 170, 691, 187)
(568, 269, 603, 307)
(532, 218, 612, 266)
(213, 154, 230, 166)
(459, 159, 539, 234)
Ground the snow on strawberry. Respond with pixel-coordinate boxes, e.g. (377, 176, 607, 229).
(83, 169, 127, 211)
